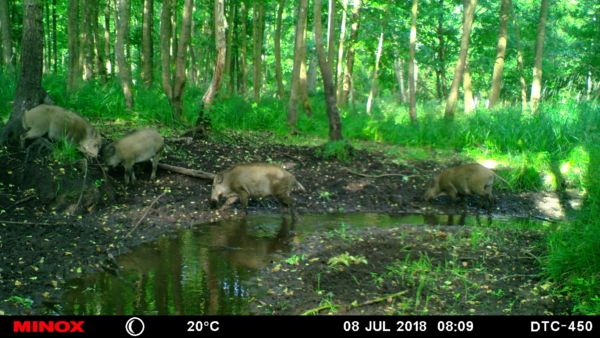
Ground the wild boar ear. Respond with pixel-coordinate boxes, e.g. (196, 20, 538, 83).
(215, 174, 224, 184)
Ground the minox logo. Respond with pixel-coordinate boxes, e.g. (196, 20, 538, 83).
(13, 320, 85, 333)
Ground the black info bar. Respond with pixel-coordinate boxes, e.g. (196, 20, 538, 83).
(0, 316, 597, 337)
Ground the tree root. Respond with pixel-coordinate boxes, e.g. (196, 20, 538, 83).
(302, 290, 408, 315)
(157, 163, 215, 180)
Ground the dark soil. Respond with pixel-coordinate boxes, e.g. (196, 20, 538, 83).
(0, 131, 561, 314)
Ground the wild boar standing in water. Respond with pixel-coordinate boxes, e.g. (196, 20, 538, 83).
(20, 104, 102, 157)
(424, 163, 508, 207)
(210, 163, 306, 217)
(103, 128, 164, 184)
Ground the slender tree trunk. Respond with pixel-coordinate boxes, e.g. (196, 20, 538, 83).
(314, 0, 342, 141)
(307, 51, 317, 95)
(189, 3, 200, 86)
(44, 0, 50, 73)
(82, 0, 95, 81)
(0, 0, 13, 71)
(141, 0, 153, 85)
(67, 0, 81, 92)
(435, 0, 446, 100)
(104, 0, 112, 76)
(225, 0, 235, 94)
(239, 0, 247, 95)
(199, 0, 226, 119)
(335, 0, 348, 100)
(463, 61, 474, 112)
(287, 0, 309, 129)
(394, 58, 406, 103)
(326, 0, 335, 65)
(274, 0, 285, 99)
(160, 0, 173, 99)
(115, 0, 133, 108)
(171, 0, 193, 119)
(1, 0, 47, 144)
(252, 1, 264, 101)
(52, 0, 57, 73)
(340, 0, 361, 106)
(444, 0, 477, 119)
(366, 31, 384, 115)
(530, 0, 549, 113)
(92, 0, 106, 82)
(513, 11, 527, 111)
(408, 0, 418, 122)
(488, 0, 510, 108)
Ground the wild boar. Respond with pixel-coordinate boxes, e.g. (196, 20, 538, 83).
(103, 128, 164, 184)
(20, 104, 102, 157)
(424, 163, 507, 205)
(210, 163, 306, 216)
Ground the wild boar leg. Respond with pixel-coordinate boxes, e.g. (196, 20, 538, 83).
(20, 128, 47, 148)
(238, 190, 249, 214)
(150, 154, 160, 180)
(219, 195, 238, 211)
(275, 193, 296, 217)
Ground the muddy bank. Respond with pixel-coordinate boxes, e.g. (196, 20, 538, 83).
(0, 132, 565, 314)
(248, 225, 571, 315)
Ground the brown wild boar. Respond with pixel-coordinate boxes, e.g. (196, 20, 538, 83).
(103, 128, 164, 184)
(210, 163, 306, 216)
(21, 104, 102, 157)
(424, 163, 507, 205)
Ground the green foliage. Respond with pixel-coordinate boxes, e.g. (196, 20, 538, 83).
(317, 140, 354, 162)
(52, 137, 82, 163)
(327, 252, 368, 270)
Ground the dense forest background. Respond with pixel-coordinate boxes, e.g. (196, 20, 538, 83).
(0, 0, 598, 314)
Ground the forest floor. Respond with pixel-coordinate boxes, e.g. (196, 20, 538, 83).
(0, 130, 574, 314)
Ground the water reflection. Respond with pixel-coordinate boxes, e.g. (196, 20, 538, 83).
(61, 212, 511, 315)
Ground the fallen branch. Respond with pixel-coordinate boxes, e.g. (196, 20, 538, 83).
(341, 166, 415, 179)
(158, 163, 215, 180)
(127, 191, 167, 237)
(0, 220, 66, 226)
(302, 290, 408, 315)
(6, 195, 35, 210)
(531, 215, 559, 223)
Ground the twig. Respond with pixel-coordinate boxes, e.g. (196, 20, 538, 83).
(531, 215, 559, 223)
(341, 166, 415, 179)
(74, 158, 88, 213)
(6, 195, 35, 210)
(158, 163, 215, 180)
(302, 290, 408, 315)
(127, 191, 167, 237)
(0, 220, 66, 226)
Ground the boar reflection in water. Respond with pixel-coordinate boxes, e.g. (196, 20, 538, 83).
(20, 104, 102, 157)
(103, 128, 164, 184)
(210, 163, 306, 216)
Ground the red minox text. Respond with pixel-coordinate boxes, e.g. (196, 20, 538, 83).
(13, 320, 85, 333)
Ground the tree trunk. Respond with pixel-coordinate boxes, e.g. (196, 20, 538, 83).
(274, 0, 285, 99)
(239, 0, 247, 95)
(488, 0, 510, 108)
(0, 0, 13, 71)
(199, 0, 226, 119)
(160, 0, 173, 99)
(313, 0, 342, 141)
(171, 0, 193, 119)
(444, 0, 477, 119)
(115, 0, 133, 108)
(307, 51, 317, 95)
(335, 0, 348, 100)
(1, 0, 47, 144)
(463, 61, 474, 113)
(224, 0, 235, 94)
(44, 0, 50, 73)
(513, 10, 527, 111)
(326, 0, 335, 65)
(340, 0, 361, 106)
(394, 59, 406, 103)
(103, 0, 112, 76)
(366, 31, 384, 115)
(252, 1, 265, 101)
(408, 0, 418, 122)
(287, 0, 309, 129)
(141, 0, 153, 85)
(435, 0, 446, 100)
(530, 0, 549, 113)
(92, 0, 106, 82)
(52, 0, 57, 73)
(82, 0, 95, 81)
(67, 0, 81, 92)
